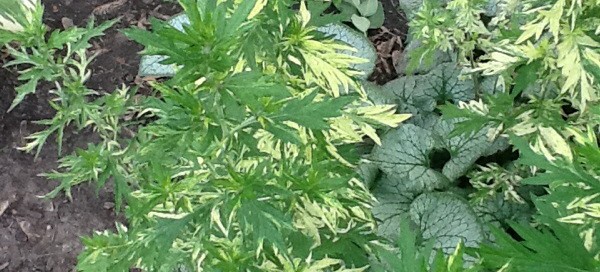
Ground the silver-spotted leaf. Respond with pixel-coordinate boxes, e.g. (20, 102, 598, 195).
(139, 55, 177, 77)
(384, 63, 475, 114)
(138, 14, 189, 77)
(370, 124, 451, 192)
(395, 38, 451, 75)
(382, 72, 433, 113)
(424, 63, 475, 104)
(409, 192, 484, 255)
(371, 175, 417, 241)
(483, 136, 510, 157)
(431, 118, 492, 181)
(363, 81, 397, 105)
(397, 0, 426, 20)
(358, 159, 380, 189)
(168, 13, 189, 31)
(410, 115, 494, 182)
(473, 194, 532, 241)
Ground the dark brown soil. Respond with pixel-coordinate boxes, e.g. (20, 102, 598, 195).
(0, 1, 408, 271)
(0, 1, 180, 271)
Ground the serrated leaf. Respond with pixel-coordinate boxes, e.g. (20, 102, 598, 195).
(278, 92, 356, 130)
(409, 192, 484, 256)
(478, 220, 600, 271)
(136, 14, 190, 77)
(317, 23, 377, 80)
(224, 0, 257, 36)
(9, 78, 39, 111)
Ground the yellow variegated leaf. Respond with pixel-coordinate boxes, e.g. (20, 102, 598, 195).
(558, 213, 586, 224)
(533, 134, 556, 161)
(359, 123, 381, 145)
(298, 0, 310, 27)
(247, 0, 267, 19)
(329, 117, 363, 143)
(538, 126, 572, 161)
(354, 104, 411, 127)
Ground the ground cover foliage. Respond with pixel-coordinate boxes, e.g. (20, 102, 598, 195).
(1, 0, 599, 271)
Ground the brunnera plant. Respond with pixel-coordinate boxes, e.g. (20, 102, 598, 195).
(395, 0, 600, 270)
(2, 0, 410, 271)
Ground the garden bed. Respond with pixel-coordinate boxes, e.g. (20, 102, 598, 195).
(0, 0, 408, 270)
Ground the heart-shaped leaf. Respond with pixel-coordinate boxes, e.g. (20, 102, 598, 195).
(371, 175, 417, 240)
(383, 62, 475, 114)
(370, 124, 451, 193)
(351, 14, 371, 33)
(409, 192, 484, 255)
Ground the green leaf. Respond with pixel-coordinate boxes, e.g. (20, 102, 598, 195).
(9, 78, 39, 111)
(306, 1, 351, 27)
(238, 199, 293, 253)
(224, 0, 257, 36)
(512, 61, 542, 96)
(277, 91, 356, 130)
(478, 220, 600, 272)
(351, 14, 370, 33)
(371, 216, 429, 272)
(368, 2, 385, 29)
(264, 123, 303, 146)
(359, 0, 379, 17)
(135, 14, 190, 77)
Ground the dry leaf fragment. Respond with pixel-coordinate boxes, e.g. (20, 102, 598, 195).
(92, 0, 127, 16)
(0, 200, 9, 217)
(61, 17, 74, 29)
(18, 220, 39, 240)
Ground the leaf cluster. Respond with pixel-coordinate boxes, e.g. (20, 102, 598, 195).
(401, 0, 600, 270)
(306, 0, 385, 33)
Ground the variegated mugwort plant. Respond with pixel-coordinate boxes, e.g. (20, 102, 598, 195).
(2, 0, 410, 271)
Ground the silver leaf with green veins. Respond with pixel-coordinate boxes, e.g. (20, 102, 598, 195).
(383, 62, 475, 114)
(429, 118, 492, 181)
(370, 124, 451, 193)
(473, 194, 532, 241)
(138, 14, 188, 77)
(371, 175, 417, 241)
(409, 192, 484, 255)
